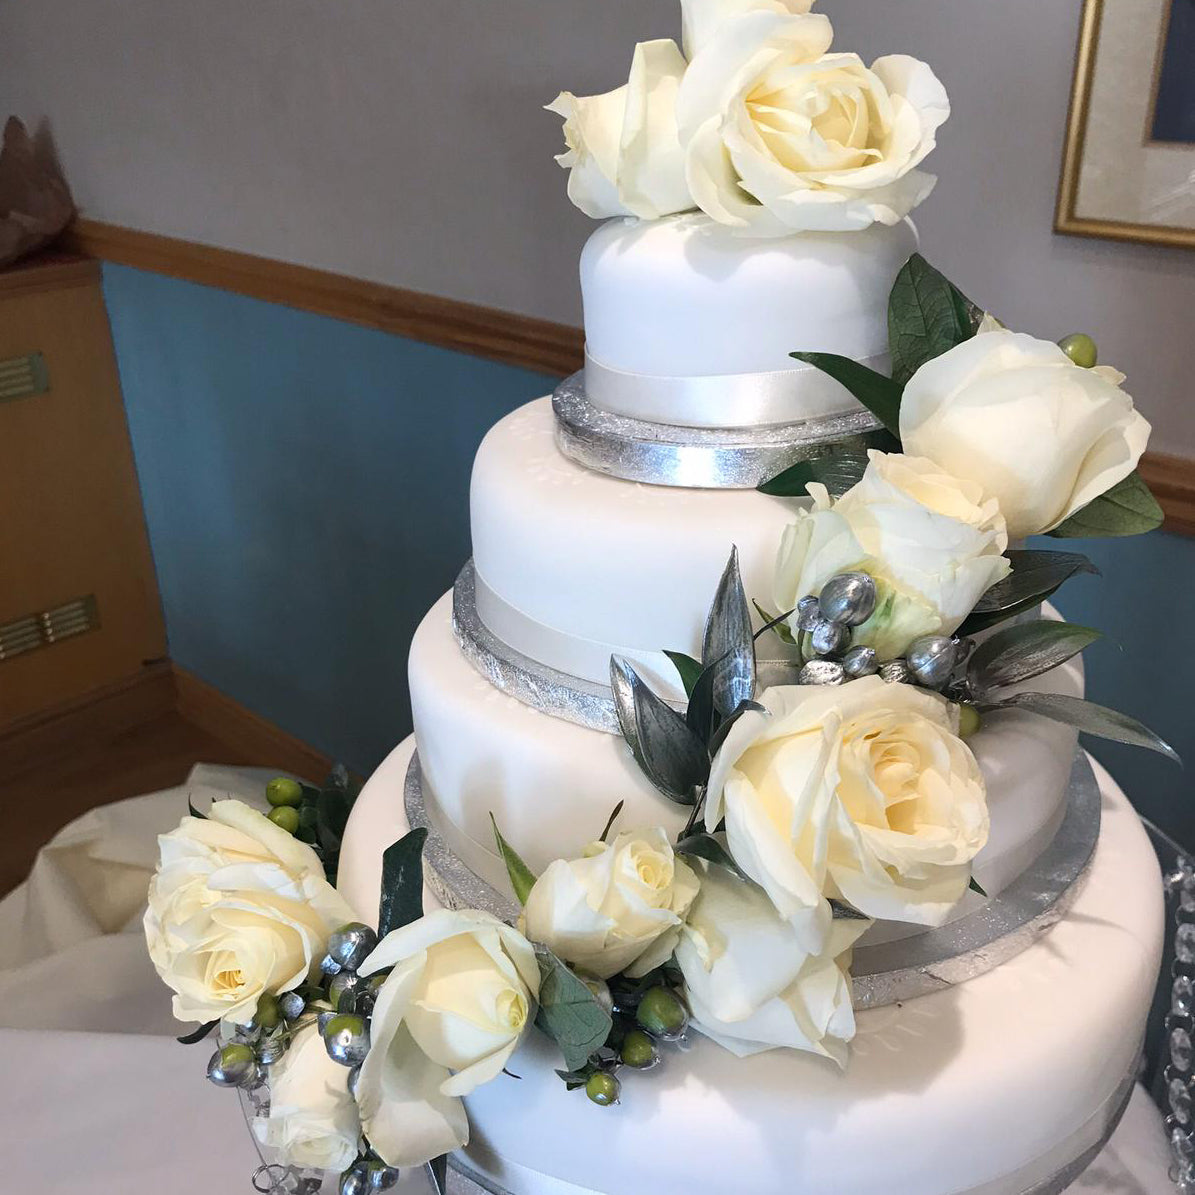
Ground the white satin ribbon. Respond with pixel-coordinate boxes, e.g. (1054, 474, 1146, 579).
(473, 572, 687, 700)
(584, 348, 890, 430)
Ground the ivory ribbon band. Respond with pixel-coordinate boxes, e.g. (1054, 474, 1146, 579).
(584, 348, 891, 429)
(474, 569, 688, 700)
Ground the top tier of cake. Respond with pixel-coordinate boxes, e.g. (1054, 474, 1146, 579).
(580, 214, 917, 429)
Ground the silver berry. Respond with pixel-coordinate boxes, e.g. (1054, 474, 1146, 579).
(817, 573, 877, 627)
(880, 660, 910, 685)
(278, 991, 306, 1021)
(906, 636, 958, 690)
(809, 617, 850, 657)
(842, 645, 878, 678)
(797, 597, 821, 633)
(340, 1170, 370, 1195)
(206, 1043, 257, 1089)
(327, 923, 379, 972)
(329, 970, 362, 1011)
(798, 660, 846, 686)
(367, 1165, 401, 1192)
(323, 1013, 370, 1067)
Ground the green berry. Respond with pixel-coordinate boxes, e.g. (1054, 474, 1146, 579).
(958, 704, 982, 739)
(221, 1042, 255, 1069)
(1058, 333, 1098, 369)
(585, 1071, 620, 1106)
(323, 1012, 366, 1040)
(266, 777, 304, 807)
(620, 1028, 658, 1069)
(267, 805, 301, 834)
(255, 993, 281, 1031)
(636, 986, 687, 1037)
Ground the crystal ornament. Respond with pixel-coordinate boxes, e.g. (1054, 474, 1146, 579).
(1178, 923, 1195, 964)
(1176, 976, 1195, 1017)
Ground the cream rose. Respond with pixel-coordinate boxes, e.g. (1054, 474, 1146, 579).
(355, 910, 539, 1169)
(681, 0, 816, 58)
(676, 861, 868, 1063)
(520, 828, 700, 980)
(144, 800, 355, 1026)
(253, 1025, 360, 1172)
(676, 11, 949, 234)
(706, 678, 989, 947)
(775, 450, 1011, 660)
(548, 39, 694, 220)
(900, 329, 1152, 540)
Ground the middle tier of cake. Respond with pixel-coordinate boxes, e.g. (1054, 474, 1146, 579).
(409, 589, 1082, 936)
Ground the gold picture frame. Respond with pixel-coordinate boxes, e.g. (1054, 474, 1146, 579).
(1056, 0, 1195, 249)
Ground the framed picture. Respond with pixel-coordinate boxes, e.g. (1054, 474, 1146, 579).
(1057, 0, 1195, 249)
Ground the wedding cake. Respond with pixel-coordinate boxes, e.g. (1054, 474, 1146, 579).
(142, 4, 1177, 1194)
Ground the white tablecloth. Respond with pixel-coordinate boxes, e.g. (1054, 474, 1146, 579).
(0, 766, 1176, 1194)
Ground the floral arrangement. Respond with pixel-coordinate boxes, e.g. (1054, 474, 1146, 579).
(548, 0, 950, 233)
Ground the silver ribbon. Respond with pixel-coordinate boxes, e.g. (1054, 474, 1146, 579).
(553, 372, 884, 490)
(405, 747, 1100, 1011)
(584, 349, 889, 430)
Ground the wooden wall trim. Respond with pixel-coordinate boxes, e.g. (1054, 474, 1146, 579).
(1140, 452, 1195, 538)
(172, 666, 332, 783)
(59, 218, 1195, 535)
(61, 218, 584, 377)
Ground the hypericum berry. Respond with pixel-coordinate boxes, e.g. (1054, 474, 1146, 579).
(266, 777, 304, 807)
(636, 986, 688, 1039)
(267, 805, 301, 834)
(620, 1028, 658, 1069)
(958, 704, 983, 739)
(585, 1071, 620, 1106)
(1058, 333, 1098, 369)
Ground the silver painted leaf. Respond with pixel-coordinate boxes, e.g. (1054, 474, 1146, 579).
(959, 550, 1099, 635)
(967, 620, 1101, 695)
(980, 691, 1179, 763)
(702, 548, 756, 718)
(610, 656, 708, 804)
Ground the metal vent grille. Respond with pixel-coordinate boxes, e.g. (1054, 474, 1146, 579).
(0, 352, 50, 403)
(0, 595, 100, 662)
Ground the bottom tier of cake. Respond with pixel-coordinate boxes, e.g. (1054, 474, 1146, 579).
(338, 738, 1163, 1195)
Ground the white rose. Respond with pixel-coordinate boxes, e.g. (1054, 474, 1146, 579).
(900, 329, 1152, 540)
(355, 910, 539, 1169)
(676, 11, 949, 234)
(706, 677, 989, 948)
(520, 828, 700, 980)
(675, 860, 869, 1064)
(775, 451, 1011, 661)
(144, 800, 355, 1026)
(548, 40, 694, 220)
(253, 1025, 360, 1172)
(680, 0, 816, 58)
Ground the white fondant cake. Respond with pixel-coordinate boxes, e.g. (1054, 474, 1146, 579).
(338, 743, 1162, 1195)
(581, 215, 917, 427)
(412, 587, 1080, 917)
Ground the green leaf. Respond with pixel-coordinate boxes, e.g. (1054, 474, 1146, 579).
(1048, 471, 1164, 539)
(958, 550, 1099, 636)
(176, 1019, 218, 1045)
(377, 827, 428, 938)
(888, 254, 985, 386)
(790, 352, 904, 437)
(316, 786, 351, 857)
(187, 798, 208, 821)
(675, 833, 749, 881)
(978, 692, 1180, 764)
(967, 620, 1102, 695)
(490, 814, 538, 905)
(534, 946, 613, 1072)
(969, 876, 988, 898)
(598, 801, 624, 844)
(752, 600, 796, 645)
(757, 449, 874, 498)
(663, 651, 703, 699)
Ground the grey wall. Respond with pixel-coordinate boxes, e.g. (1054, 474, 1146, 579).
(2, 0, 1193, 452)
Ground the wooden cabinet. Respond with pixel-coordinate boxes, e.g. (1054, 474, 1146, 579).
(0, 254, 165, 726)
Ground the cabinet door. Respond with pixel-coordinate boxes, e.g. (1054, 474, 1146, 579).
(0, 256, 166, 725)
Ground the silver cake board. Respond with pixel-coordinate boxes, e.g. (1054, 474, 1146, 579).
(552, 371, 885, 489)
(403, 747, 1100, 1012)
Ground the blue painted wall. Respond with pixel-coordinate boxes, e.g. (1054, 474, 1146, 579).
(102, 264, 555, 771)
(104, 264, 1195, 842)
